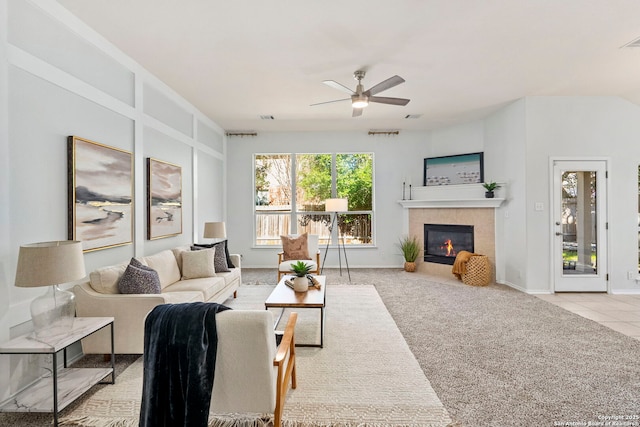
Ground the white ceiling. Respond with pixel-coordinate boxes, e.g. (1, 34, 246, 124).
(57, 0, 640, 133)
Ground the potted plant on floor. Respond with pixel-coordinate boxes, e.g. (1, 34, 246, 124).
(398, 235, 421, 272)
(482, 181, 500, 198)
(290, 261, 312, 292)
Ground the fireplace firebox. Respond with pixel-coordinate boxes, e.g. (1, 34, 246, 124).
(424, 224, 474, 265)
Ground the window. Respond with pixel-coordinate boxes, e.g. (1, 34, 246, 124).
(254, 153, 374, 246)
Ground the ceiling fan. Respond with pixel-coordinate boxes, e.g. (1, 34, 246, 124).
(311, 70, 410, 117)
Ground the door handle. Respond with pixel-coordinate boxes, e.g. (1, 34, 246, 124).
(555, 232, 563, 236)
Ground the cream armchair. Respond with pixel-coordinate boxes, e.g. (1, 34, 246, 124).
(211, 310, 297, 427)
(277, 234, 320, 281)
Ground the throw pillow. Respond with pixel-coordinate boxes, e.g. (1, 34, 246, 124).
(118, 258, 161, 294)
(193, 240, 235, 269)
(181, 248, 216, 279)
(281, 233, 311, 261)
(191, 243, 229, 273)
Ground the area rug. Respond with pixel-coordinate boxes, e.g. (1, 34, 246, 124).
(60, 285, 453, 427)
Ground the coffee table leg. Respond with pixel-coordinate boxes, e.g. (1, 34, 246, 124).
(267, 305, 286, 329)
(320, 306, 324, 348)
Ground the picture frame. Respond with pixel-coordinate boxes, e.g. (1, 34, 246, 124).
(67, 136, 133, 252)
(147, 157, 183, 240)
(423, 152, 484, 186)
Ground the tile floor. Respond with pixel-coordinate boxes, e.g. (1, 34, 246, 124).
(536, 293, 640, 341)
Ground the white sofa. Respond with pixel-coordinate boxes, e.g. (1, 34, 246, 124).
(73, 245, 241, 354)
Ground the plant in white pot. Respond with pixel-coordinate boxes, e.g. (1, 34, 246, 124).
(290, 261, 312, 292)
(398, 235, 421, 272)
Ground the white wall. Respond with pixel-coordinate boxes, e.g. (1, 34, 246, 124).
(484, 99, 528, 288)
(524, 96, 640, 293)
(0, 0, 226, 396)
(226, 127, 485, 268)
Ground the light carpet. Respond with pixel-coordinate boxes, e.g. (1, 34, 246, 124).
(60, 285, 453, 427)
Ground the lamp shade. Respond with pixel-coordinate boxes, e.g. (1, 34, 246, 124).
(203, 222, 227, 239)
(325, 198, 348, 212)
(15, 241, 86, 288)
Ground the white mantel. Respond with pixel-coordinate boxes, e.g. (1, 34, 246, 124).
(398, 183, 506, 209)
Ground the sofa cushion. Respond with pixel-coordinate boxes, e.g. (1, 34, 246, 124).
(181, 249, 217, 279)
(89, 262, 129, 294)
(161, 290, 205, 304)
(118, 260, 161, 294)
(171, 245, 192, 272)
(215, 269, 242, 287)
(281, 233, 311, 261)
(162, 277, 226, 301)
(140, 250, 181, 289)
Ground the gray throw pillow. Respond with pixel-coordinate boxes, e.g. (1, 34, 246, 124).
(118, 259, 161, 294)
(191, 242, 230, 272)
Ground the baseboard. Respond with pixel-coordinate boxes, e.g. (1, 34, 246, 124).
(498, 280, 552, 295)
(610, 288, 640, 295)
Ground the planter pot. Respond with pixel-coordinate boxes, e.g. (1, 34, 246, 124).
(404, 261, 416, 272)
(293, 276, 309, 292)
(484, 191, 495, 199)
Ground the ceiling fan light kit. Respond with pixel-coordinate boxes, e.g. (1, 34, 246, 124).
(352, 94, 369, 108)
(311, 70, 410, 117)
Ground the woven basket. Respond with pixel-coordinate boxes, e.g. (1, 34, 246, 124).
(461, 255, 491, 286)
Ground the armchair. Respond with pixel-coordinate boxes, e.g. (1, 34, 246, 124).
(141, 306, 297, 427)
(278, 234, 320, 281)
(211, 310, 297, 427)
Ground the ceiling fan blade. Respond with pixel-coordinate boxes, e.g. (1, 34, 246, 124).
(352, 107, 363, 117)
(310, 98, 350, 106)
(364, 75, 405, 96)
(323, 80, 355, 95)
(369, 96, 410, 106)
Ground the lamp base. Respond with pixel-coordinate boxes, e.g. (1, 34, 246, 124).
(30, 285, 75, 339)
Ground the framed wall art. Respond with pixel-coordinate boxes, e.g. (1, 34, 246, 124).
(423, 152, 484, 186)
(67, 136, 133, 252)
(147, 157, 182, 240)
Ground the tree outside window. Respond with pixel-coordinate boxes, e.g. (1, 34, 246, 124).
(254, 153, 373, 246)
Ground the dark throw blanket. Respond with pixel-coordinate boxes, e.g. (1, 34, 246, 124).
(139, 302, 231, 427)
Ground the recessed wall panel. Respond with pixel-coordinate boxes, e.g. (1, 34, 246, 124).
(198, 151, 224, 228)
(143, 126, 193, 250)
(197, 120, 223, 153)
(8, 66, 134, 273)
(143, 83, 193, 137)
(8, 0, 134, 106)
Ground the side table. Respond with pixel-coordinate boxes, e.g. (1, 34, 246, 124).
(0, 317, 115, 426)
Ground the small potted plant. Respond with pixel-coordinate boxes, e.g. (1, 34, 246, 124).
(290, 261, 312, 292)
(482, 181, 500, 198)
(398, 235, 421, 272)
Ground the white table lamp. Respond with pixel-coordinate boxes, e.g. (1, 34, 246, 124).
(203, 222, 227, 240)
(15, 241, 86, 338)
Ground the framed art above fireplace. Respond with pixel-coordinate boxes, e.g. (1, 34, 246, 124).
(423, 152, 484, 186)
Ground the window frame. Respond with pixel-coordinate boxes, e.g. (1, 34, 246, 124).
(253, 152, 375, 247)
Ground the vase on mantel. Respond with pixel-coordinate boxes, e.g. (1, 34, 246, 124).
(485, 191, 495, 199)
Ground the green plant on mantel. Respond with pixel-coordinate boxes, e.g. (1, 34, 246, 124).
(398, 235, 421, 262)
(482, 181, 501, 192)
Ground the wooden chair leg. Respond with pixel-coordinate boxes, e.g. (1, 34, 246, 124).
(233, 290, 237, 298)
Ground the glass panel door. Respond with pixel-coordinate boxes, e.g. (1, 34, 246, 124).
(553, 160, 607, 292)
